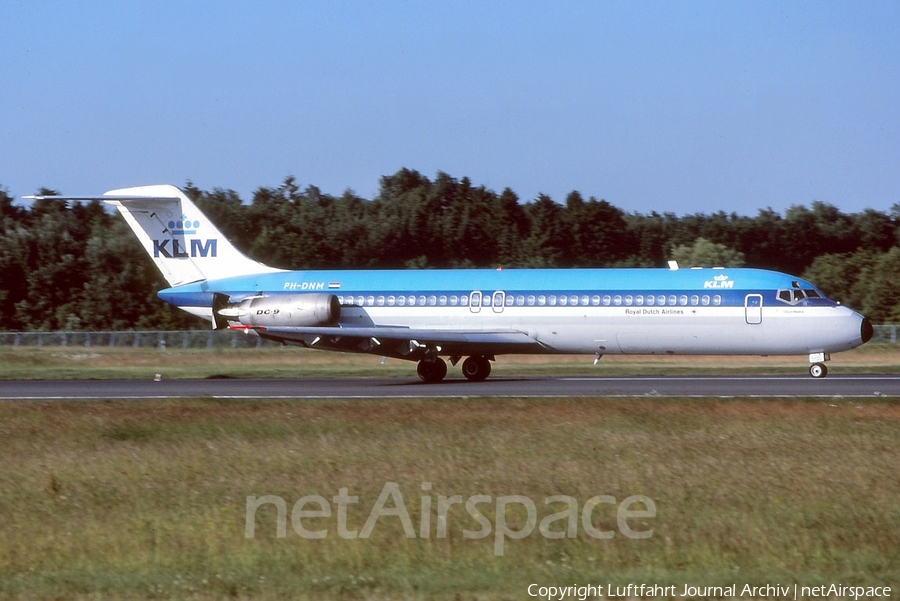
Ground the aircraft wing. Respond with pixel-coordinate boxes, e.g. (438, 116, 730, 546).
(234, 324, 548, 359)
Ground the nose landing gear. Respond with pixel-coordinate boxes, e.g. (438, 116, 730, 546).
(808, 352, 831, 378)
(809, 363, 828, 378)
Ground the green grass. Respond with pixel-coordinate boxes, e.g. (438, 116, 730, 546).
(1, 345, 898, 598)
(1, 342, 899, 380)
(1, 397, 898, 599)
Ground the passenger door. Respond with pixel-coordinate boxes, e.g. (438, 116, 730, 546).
(745, 294, 763, 324)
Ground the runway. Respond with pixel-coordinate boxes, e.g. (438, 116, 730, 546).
(2, 374, 900, 400)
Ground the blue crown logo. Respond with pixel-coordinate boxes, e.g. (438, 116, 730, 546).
(168, 215, 201, 235)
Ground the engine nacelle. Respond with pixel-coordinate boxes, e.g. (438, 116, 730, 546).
(220, 293, 341, 327)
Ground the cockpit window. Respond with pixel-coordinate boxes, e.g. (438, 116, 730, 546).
(776, 288, 822, 305)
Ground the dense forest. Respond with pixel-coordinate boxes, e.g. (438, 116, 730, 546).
(2, 168, 899, 330)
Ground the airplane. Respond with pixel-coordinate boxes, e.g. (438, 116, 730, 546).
(27, 184, 873, 382)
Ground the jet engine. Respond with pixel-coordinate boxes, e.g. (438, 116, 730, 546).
(218, 293, 341, 327)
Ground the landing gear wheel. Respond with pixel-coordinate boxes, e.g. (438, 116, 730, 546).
(461, 355, 492, 382)
(417, 358, 447, 383)
(809, 363, 828, 378)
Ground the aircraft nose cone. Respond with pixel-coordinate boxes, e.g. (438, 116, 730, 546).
(861, 317, 874, 344)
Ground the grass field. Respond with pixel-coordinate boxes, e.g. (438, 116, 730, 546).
(1, 342, 900, 381)
(0, 347, 898, 599)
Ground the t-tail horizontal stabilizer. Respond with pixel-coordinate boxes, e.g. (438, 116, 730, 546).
(25, 185, 282, 288)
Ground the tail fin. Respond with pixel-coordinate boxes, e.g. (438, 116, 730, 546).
(31, 184, 280, 286)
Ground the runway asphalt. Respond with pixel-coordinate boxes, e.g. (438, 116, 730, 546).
(2, 374, 900, 400)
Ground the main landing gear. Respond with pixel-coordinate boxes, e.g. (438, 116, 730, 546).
(461, 355, 492, 382)
(416, 358, 447, 383)
(416, 355, 492, 383)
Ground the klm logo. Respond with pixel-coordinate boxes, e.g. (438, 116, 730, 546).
(169, 216, 201, 236)
(704, 274, 734, 289)
(153, 238, 218, 258)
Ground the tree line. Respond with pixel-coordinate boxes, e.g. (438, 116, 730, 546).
(2, 168, 899, 331)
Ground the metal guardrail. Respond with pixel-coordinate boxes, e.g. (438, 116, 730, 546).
(878, 325, 900, 344)
(0, 330, 273, 349)
(0, 325, 898, 348)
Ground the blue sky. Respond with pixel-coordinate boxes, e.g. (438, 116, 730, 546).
(2, 1, 898, 215)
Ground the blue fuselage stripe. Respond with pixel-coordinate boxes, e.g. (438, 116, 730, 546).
(157, 267, 834, 310)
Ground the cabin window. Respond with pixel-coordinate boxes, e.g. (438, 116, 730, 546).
(376, 296, 385, 306)
(646, 295, 655, 306)
(418, 295, 427, 306)
(679, 295, 688, 306)
(592, 295, 600, 306)
(439, 295, 447, 306)
(658, 295, 666, 305)
(602, 295, 612, 306)
(701, 295, 710, 306)
(549, 295, 557, 306)
(538, 295, 546, 306)
(624, 295, 633, 306)
(559, 295, 568, 306)
(428, 295, 437, 306)
(635, 295, 644, 306)
(460, 295, 468, 306)
(613, 295, 622, 306)
(713, 295, 722, 306)
(668, 295, 677, 306)
(527, 295, 536, 306)
(516, 295, 525, 306)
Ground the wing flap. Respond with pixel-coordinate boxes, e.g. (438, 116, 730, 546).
(236, 324, 547, 358)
